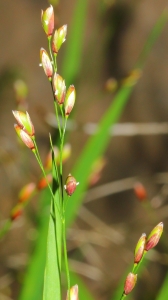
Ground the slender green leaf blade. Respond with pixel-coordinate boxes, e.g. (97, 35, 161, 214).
(156, 272, 168, 300)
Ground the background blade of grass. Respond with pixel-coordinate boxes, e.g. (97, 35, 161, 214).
(61, 0, 88, 85)
(65, 8, 168, 228)
(156, 272, 168, 300)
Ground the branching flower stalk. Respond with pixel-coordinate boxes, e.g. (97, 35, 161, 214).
(120, 222, 163, 300)
(12, 5, 78, 300)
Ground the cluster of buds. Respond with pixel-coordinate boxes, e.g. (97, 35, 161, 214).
(53, 72, 76, 117)
(40, 6, 75, 118)
(13, 110, 35, 151)
(134, 222, 163, 266)
(121, 222, 163, 298)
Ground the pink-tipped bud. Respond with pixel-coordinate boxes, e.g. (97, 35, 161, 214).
(52, 25, 67, 54)
(37, 173, 52, 190)
(64, 174, 79, 196)
(64, 85, 76, 117)
(124, 273, 137, 296)
(66, 285, 79, 300)
(41, 5, 54, 37)
(145, 222, 163, 252)
(12, 110, 35, 136)
(19, 182, 36, 203)
(11, 204, 23, 221)
(53, 73, 66, 104)
(134, 233, 146, 264)
(40, 48, 53, 80)
(14, 124, 35, 151)
(134, 182, 147, 202)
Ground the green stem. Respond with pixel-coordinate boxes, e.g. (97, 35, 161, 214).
(120, 293, 126, 300)
(63, 215, 70, 299)
(33, 139, 61, 217)
(54, 53, 57, 72)
(0, 219, 11, 240)
(132, 251, 147, 274)
(50, 81, 62, 137)
(48, 36, 55, 71)
(60, 118, 67, 201)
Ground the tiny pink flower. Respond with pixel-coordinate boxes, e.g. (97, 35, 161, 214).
(12, 110, 35, 136)
(124, 273, 137, 295)
(145, 222, 163, 251)
(52, 25, 67, 54)
(134, 233, 146, 264)
(64, 85, 76, 117)
(40, 48, 53, 80)
(41, 5, 54, 37)
(14, 124, 35, 151)
(64, 174, 79, 196)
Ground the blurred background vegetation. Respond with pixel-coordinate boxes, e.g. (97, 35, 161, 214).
(1, 0, 168, 299)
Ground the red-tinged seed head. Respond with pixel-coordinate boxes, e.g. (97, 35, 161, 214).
(145, 222, 163, 251)
(134, 233, 146, 264)
(134, 182, 147, 202)
(11, 204, 23, 221)
(124, 273, 137, 296)
(40, 48, 53, 79)
(19, 182, 36, 203)
(12, 110, 35, 136)
(53, 73, 66, 104)
(41, 5, 54, 37)
(14, 124, 35, 150)
(64, 85, 76, 117)
(65, 174, 79, 196)
(52, 25, 67, 54)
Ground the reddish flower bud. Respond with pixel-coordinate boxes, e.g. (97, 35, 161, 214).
(52, 25, 67, 54)
(64, 85, 76, 117)
(66, 285, 79, 300)
(19, 182, 36, 203)
(134, 182, 147, 202)
(41, 5, 54, 37)
(11, 204, 23, 221)
(64, 174, 79, 196)
(12, 110, 35, 136)
(134, 233, 146, 264)
(124, 273, 137, 296)
(40, 48, 53, 80)
(145, 222, 163, 251)
(37, 173, 52, 190)
(53, 73, 66, 104)
(14, 124, 35, 151)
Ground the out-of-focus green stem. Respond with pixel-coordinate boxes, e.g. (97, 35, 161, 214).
(120, 293, 126, 300)
(62, 215, 70, 300)
(0, 219, 11, 240)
